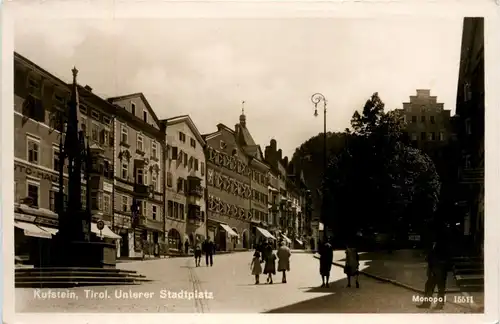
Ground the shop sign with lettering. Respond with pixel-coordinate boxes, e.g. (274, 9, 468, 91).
(103, 182, 113, 193)
(15, 163, 59, 182)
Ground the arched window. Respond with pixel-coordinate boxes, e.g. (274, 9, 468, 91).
(167, 228, 181, 250)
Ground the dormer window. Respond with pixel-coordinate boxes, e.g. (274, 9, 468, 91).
(91, 110, 100, 120)
(131, 102, 136, 115)
(80, 104, 88, 114)
(143, 110, 148, 122)
(220, 141, 227, 150)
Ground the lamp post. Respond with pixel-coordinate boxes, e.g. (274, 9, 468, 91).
(311, 93, 328, 242)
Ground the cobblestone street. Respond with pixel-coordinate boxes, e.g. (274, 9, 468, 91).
(15, 252, 475, 313)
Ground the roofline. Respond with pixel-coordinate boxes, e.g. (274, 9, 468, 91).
(14, 51, 70, 89)
(162, 115, 206, 146)
(108, 92, 161, 126)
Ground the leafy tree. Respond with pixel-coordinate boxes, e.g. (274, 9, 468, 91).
(322, 93, 441, 242)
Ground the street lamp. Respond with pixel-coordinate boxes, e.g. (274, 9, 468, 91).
(311, 93, 328, 242)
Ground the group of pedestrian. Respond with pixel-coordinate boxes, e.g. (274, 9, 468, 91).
(190, 238, 216, 267)
(319, 237, 360, 288)
(251, 239, 291, 285)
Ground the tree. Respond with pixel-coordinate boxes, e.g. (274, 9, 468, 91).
(322, 93, 441, 242)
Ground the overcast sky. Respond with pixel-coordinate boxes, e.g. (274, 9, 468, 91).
(14, 17, 463, 158)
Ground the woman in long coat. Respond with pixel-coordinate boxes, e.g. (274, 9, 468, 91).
(277, 241, 291, 283)
(262, 243, 276, 284)
(319, 239, 334, 288)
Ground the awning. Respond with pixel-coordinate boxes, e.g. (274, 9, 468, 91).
(295, 238, 303, 245)
(267, 186, 278, 192)
(91, 223, 121, 240)
(14, 221, 52, 239)
(219, 223, 238, 237)
(37, 225, 58, 235)
(17, 204, 58, 218)
(281, 234, 292, 244)
(256, 227, 276, 240)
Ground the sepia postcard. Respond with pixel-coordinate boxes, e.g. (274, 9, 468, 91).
(2, 1, 499, 324)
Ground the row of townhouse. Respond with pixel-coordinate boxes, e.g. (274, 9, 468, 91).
(13, 52, 313, 262)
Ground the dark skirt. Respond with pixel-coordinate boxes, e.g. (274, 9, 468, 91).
(194, 250, 202, 258)
(344, 266, 358, 276)
(319, 260, 332, 276)
(264, 260, 276, 275)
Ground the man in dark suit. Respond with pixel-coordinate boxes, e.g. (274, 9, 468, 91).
(202, 238, 215, 267)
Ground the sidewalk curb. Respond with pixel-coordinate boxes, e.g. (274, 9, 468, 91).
(312, 255, 482, 312)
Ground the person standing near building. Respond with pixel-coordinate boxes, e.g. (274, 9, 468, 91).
(277, 240, 291, 283)
(319, 238, 334, 288)
(202, 238, 215, 267)
(417, 225, 452, 310)
(194, 241, 202, 267)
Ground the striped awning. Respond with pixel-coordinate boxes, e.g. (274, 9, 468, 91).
(14, 221, 52, 239)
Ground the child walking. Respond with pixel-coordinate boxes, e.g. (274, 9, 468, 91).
(194, 242, 202, 267)
(251, 251, 263, 284)
(345, 243, 360, 288)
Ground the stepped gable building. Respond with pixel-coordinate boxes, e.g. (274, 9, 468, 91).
(13, 52, 120, 261)
(161, 115, 207, 251)
(107, 93, 165, 258)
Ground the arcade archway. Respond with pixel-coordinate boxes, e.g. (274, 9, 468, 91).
(167, 228, 181, 250)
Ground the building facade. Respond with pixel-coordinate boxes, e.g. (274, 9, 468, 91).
(108, 93, 165, 258)
(454, 17, 484, 254)
(13, 53, 120, 262)
(162, 115, 207, 251)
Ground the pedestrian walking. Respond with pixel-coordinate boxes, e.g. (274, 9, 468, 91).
(250, 251, 263, 284)
(319, 238, 334, 288)
(194, 241, 202, 267)
(344, 242, 360, 288)
(417, 225, 452, 310)
(277, 240, 291, 283)
(263, 242, 276, 284)
(184, 240, 189, 255)
(202, 238, 215, 267)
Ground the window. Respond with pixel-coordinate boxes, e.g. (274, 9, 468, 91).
(420, 132, 426, 140)
(49, 190, 57, 212)
(80, 117, 87, 135)
(91, 110, 100, 120)
(27, 137, 39, 164)
(121, 125, 128, 144)
(183, 152, 188, 167)
(195, 159, 199, 171)
(179, 132, 186, 142)
(420, 116, 426, 123)
(190, 138, 196, 148)
(102, 129, 110, 146)
(177, 178, 184, 192)
(201, 162, 205, 176)
(143, 110, 148, 122)
(465, 119, 472, 135)
(141, 200, 147, 216)
(152, 141, 158, 159)
(81, 187, 86, 209)
(189, 156, 193, 169)
(168, 200, 173, 218)
(80, 104, 88, 114)
(91, 191, 102, 210)
(144, 170, 148, 185)
(180, 204, 184, 220)
(103, 193, 111, 214)
(53, 146, 60, 171)
(91, 123, 99, 142)
(411, 116, 417, 123)
(429, 132, 435, 141)
(464, 155, 471, 168)
(173, 202, 179, 218)
(220, 140, 227, 149)
(121, 162, 128, 179)
(172, 147, 178, 160)
(103, 116, 112, 125)
(167, 172, 173, 187)
(137, 134, 144, 152)
(122, 196, 128, 212)
(131, 102, 136, 115)
(27, 182, 39, 207)
(136, 168, 144, 184)
(439, 132, 445, 141)
(430, 116, 435, 124)
(152, 173, 157, 192)
(411, 133, 417, 141)
(152, 205, 157, 220)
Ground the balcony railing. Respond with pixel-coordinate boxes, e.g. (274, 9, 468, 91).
(134, 183, 150, 198)
(188, 186, 204, 198)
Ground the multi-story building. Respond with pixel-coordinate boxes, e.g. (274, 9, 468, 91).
(13, 52, 120, 262)
(266, 167, 280, 239)
(454, 17, 484, 254)
(162, 115, 207, 250)
(108, 93, 165, 258)
(397, 89, 451, 146)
